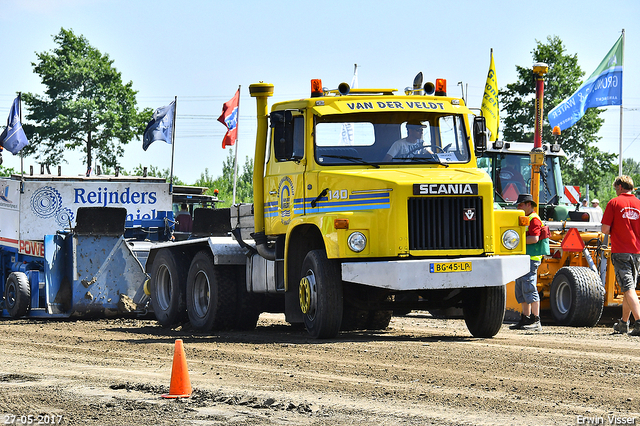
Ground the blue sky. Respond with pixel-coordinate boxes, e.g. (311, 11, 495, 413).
(1, 0, 639, 187)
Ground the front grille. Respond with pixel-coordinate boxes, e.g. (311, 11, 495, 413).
(408, 197, 484, 250)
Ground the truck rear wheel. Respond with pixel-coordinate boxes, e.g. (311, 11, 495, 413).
(299, 250, 343, 339)
(550, 266, 604, 326)
(367, 310, 392, 330)
(186, 250, 236, 331)
(341, 304, 368, 331)
(149, 249, 188, 327)
(462, 285, 506, 338)
(4, 272, 30, 318)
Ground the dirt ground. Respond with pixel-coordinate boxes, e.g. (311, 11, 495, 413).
(1, 309, 639, 426)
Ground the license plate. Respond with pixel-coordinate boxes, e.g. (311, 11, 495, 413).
(430, 261, 472, 273)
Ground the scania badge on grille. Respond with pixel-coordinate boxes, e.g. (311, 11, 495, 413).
(413, 183, 478, 195)
(463, 208, 476, 221)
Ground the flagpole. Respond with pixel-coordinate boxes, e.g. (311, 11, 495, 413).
(19, 92, 24, 192)
(232, 86, 240, 205)
(618, 29, 625, 176)
(169, 96, 177, 193)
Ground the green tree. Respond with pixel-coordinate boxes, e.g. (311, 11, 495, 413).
(593, 157, 640, 206)
(22, 28, 151, 170)
(0, 164, 17, 177)
(128, 164, 184, 186)
(500, 35, 616, 194)
(194, 149, 253, 207)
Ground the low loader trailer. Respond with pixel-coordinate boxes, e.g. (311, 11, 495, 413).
(0, 174, 173, 318)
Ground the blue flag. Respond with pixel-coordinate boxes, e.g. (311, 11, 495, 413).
(0, 96, 29, 155)
(142, 101, 175, 151)
(548, 35, 623, 131)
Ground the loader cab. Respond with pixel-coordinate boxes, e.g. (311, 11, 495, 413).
(477, 141, 569, 221)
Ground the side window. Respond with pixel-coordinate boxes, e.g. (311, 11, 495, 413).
(271, 111, 304, 162)
(292, 116, 304, 159)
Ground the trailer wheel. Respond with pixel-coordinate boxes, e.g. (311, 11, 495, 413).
(4, 272, 30, 318)
(186, 250, 236, 331)
(299, 249, 343, 339)
(550, 266, 604, 327)
(462, 285, 506, 338)
(149, 249, 188, 327)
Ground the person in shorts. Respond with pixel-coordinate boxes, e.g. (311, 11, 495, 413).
(509, 193, 549, 331)
(601, 175, 640, 335)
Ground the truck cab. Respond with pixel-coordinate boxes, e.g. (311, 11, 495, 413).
(247, 78, 530, 338)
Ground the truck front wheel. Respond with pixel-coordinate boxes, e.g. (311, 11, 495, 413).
(299, 250, 343, 339)
(462, 285, 506, 338)
(4, 272, 30, 318)
(149, 249, 188, 327)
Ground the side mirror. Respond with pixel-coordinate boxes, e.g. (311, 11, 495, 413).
(271, 110, 294, 161)
(473, 116, 487, 154)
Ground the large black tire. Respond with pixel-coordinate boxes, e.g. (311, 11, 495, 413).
(550, 266, 604, 327)
(299, 250, 343, 339)
(366, 310, 393, 330)
(148, 249, 188, 327)
(232, 265, 262, 331)
(341, 304, 369, 331)
(462, 285, 506, 338)
(392, 293, 418, 316)
(186, 250, 237, 331)
(4, 272, 30, 318)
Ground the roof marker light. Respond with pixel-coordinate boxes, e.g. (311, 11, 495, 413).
(311, 79, 323, 97)
(435, 79, 447, 96)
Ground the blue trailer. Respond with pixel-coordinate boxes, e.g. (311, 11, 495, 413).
(0, 174, 173, 318)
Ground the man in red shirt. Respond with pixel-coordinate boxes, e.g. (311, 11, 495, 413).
(601, 175, 640, 336)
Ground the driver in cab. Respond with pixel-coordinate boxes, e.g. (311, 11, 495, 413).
(384, 121, 434, 162)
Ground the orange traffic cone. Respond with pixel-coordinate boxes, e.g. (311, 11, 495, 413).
(162, 339, 192, 399)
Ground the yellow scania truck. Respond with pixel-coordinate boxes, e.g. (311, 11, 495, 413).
(144, 76, 530, 339)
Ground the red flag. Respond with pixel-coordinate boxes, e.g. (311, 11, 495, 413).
(218, 89, 240, 148)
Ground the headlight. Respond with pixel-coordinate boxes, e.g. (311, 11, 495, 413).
(347, 232, 367, 253)
(502, 229, 520, 250)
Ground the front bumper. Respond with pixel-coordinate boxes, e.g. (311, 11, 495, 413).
(341, 255, 530, 290)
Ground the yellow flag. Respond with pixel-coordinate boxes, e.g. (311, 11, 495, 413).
(481, 49, 499, 141)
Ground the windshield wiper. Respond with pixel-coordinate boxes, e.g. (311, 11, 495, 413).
(321, 154, 380, 169)
(403, 155, 450, 167)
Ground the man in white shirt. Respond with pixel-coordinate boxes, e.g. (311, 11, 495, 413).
(590, 198, 603, 222)
(384, 122, 433, 161)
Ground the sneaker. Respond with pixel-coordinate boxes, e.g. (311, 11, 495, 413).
(509, 314, 533, 330)
(630, 322, 640, 336)
(613, 319, 629, 334)
(523, 315, 542, 331)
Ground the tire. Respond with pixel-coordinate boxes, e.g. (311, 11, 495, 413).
(149, 249, 188, 327)
(299, 250, 343, 339)
(341, 304, 369, 331)
(550, 266, 604, 327)
(366, 310, 392, 330)
(4, 272, 30, 318)
(392, 293, 418, 316)
(186, 250, 236, 331)
(462, 285, 506, 338)
(233, 265, 262, 331)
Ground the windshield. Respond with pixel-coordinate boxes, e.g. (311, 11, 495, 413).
(477, 153, 562, 204)
(314, 113, 471, 166)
